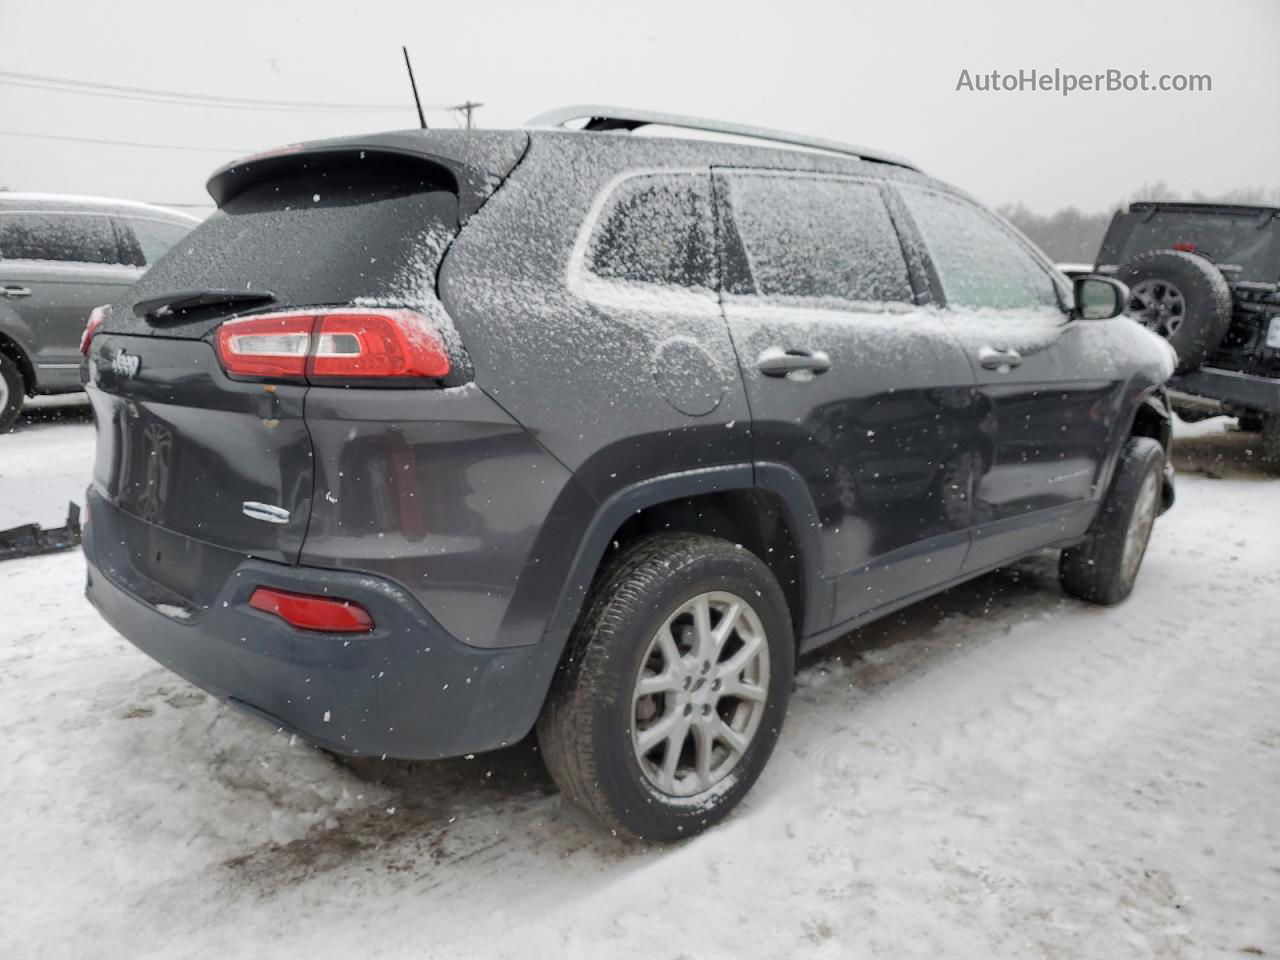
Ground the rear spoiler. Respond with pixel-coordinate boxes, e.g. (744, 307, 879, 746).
(206, 129, 529, 223)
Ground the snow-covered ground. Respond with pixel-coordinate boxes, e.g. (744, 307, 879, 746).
(1, 416, 1277, 959)
(0, 395, 93, 529)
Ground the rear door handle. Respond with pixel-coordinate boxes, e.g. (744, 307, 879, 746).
(757, 348, 831, 377)
(1, 286, 32, 298)
(977, 346, 1022, 371)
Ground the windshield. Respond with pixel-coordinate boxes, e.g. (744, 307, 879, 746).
(1116, 210, 1280, 282)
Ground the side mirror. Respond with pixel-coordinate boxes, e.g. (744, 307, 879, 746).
(1072, 275, 1129, 320)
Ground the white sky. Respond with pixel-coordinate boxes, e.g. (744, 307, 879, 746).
(1, 0, 1277, 214)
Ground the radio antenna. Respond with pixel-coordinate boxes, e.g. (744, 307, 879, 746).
(402, 46, 427, 129)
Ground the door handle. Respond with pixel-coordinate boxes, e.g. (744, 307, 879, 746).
(1, 286, 32, 298)
(977, 346, 1022, 371)
(757, 348, 831, 377)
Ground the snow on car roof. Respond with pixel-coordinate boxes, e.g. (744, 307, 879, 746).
(0, 192, 200, 221)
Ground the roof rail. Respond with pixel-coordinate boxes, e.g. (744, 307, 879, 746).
(524, 105, 917, 171)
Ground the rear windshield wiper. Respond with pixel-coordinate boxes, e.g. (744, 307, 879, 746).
(133, 289, 276, 322)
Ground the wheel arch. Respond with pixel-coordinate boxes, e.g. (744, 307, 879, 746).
(0, 330, 35, 395)
(1126, 385, 1175, 511)
(541, 463, 830, 659)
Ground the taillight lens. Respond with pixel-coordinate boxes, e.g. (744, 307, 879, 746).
(249, 586, 374, 633)
(311, 310, 450, 379)
(215, 309, 450, 383)
(81, 305, 109, 355)
(216, 313, 314, 378)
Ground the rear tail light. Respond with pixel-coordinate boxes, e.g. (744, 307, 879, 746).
(1172, 241, 1198, 252)
(215, 309, 450, 383)
(216, 313, 313, 378)
(249, 586, 374, 633)
(81, 305, 109, 355)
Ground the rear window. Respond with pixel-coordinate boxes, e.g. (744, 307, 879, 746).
(585, 173, 715, 289)
(121, 155, 460, 333)
(0, 212, 124, 264)
(724, 174, 913, 305)
(1111, 210, 1280, 282)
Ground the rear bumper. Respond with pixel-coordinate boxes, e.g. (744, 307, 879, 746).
(83, 491, 550, 760)
(1169, 367, 1280, 415)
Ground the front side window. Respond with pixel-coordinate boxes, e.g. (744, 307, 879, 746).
(127, 218, 194, 266)
(725, 174, 913, 305)
(899, 188, 1060, 311)
(585, 173, 715, 290)
(0, 212, 122, 264)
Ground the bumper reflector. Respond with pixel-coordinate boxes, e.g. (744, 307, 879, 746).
(249, 587, 374, 633)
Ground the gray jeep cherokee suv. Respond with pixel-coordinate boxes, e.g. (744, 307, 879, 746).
(0, 193, 197, 430)
(82, 108, 1175, 840)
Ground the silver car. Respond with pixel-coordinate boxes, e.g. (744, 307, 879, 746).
(0, 193, 198, 430)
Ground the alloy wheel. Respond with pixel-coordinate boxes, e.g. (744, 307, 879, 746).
(1127, 279, 1187, 338)
(631, 591, 770, 798)
(1121, 470, 1160, 583)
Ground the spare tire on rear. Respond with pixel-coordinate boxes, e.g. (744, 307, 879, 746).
(1114, 250, 1232, 373)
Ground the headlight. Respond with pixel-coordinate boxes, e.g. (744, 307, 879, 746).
(1267, 316, 1280, 350)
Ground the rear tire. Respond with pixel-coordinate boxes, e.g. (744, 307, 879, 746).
(0, 352, 25, 433)
(1060, 437, 1165, 605)
(537, 533, 794, 842)
(1115, 250, 1232, 373)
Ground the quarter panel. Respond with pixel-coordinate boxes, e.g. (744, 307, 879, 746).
(438, 136, 753, 497)
(300, 383, 578, 649)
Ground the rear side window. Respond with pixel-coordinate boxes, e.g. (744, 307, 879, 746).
(125, 218, 193, 266)
(0, 212, 123, 264)
(724, 174, 913, 304)
(900, 188, 1060, 311)
(585, 173, 715, 290)
(128, 154, 460, 322)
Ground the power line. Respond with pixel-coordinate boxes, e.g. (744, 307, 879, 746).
(0, 69, 448, 113)
(0, 129, 250, 154)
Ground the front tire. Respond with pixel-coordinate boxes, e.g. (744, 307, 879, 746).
(537, 534, 794, 842)
(1060, 437, 1165, 605)
(0, 352, 25, 433)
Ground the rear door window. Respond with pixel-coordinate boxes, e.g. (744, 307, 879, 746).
(122, 218, 194, 266)
(899, 188, 1061, 311)
(584, 173, 715, 290)
(0, 212, 124, 264)
(722, 174, 914, 305)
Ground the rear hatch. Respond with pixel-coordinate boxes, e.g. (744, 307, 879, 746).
(86, 131, 528, 589)
(1100, 203, 1280, 283)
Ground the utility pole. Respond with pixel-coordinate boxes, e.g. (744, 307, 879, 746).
(451, 101, 484, 129)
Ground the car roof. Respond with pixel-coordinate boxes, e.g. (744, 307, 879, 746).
(1127, 201, 1280, 219)
(208, 120, 933, 208)
(525, 104, 918, 171)
(0, 192, 200, 222)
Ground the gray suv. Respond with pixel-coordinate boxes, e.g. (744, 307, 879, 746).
(0, 193, 197, 430)
(82, 108, 1175, 841)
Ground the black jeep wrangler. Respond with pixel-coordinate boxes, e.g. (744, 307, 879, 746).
(1095, 202, 1280, 461)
